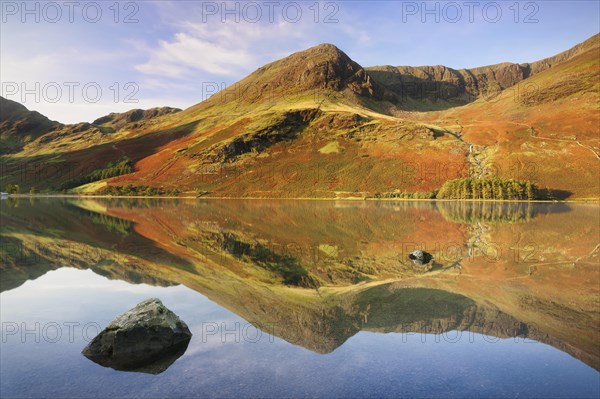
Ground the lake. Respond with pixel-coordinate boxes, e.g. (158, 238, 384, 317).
(1, 198, 599, 398)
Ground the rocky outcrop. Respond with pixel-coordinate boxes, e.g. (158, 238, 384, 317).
(366, 33, 600, 107)
(300, 44, 383, 98)
(366, 63, 530, 105)
(409, 250, 433, 265)
(82, 298, 192, 374)
(203, 109, 322, 163)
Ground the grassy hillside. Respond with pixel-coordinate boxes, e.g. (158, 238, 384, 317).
(418, 37, 600, 199)
(0, 35, 598, 199)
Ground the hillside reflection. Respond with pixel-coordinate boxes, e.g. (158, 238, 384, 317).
(1, 199, 598, 370)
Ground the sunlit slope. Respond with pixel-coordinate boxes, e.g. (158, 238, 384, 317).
(67, 45, 465, 197)
(1, 44, 451, 196)
(1, 37, 598, 198)
(418, 39, 600, 198)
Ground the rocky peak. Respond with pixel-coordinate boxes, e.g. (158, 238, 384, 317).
(203, 43, 384, 107)
(365, 34, 600, 109)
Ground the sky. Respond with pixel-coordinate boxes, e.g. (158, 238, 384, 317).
(1, 0, 599, 123)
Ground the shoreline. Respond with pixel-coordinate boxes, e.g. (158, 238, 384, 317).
(3, 194, 599, 203)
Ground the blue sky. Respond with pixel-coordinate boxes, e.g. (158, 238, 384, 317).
(1, 0, 599, 123)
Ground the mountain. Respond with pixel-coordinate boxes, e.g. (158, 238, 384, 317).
(366, 33, 600, 110)
(417, 35, 600, 198)
(197, 43, 385, 109)
(0, 101, 181, 156)
(0, 34, 598, 198)
(0, 96, 60, 153)
(92, 107, 181, 131)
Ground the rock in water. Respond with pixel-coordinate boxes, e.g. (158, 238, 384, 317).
(409, 250, 433, 265)
(82, 298, 192, 374)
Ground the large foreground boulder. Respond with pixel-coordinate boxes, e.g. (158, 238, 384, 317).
(82, 298, 192, 374)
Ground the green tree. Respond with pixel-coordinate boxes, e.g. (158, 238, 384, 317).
(526, 182, 536, 200)
(482, 180, 492, 199)
(5, 184, 20, 194)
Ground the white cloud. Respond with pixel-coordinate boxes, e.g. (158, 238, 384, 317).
(136, 32, 255, 77)
(134, 10, 328, 80)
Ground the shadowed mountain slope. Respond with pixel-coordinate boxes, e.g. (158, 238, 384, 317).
(366, 33, 600, 109)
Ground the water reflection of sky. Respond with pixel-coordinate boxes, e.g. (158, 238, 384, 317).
(1, 268, 598, 399)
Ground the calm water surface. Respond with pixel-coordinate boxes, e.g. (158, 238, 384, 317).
(1, 199, 599, 398)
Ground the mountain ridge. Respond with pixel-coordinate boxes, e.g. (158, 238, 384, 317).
(365, 33, 600, 109)
(183, 42, 386, 117)
(1, 33, 598, 198)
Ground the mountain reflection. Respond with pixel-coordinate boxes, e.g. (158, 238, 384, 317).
(1, 199, 598, 371)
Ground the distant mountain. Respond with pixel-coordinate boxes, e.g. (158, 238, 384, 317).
(0, 98, 181, 155)
(92, 107, 182, 131)
(1, 34, 598, 198)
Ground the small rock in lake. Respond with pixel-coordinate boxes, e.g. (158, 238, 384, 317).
(82, 298, 192, 374)
(409, 250, 433, 265)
